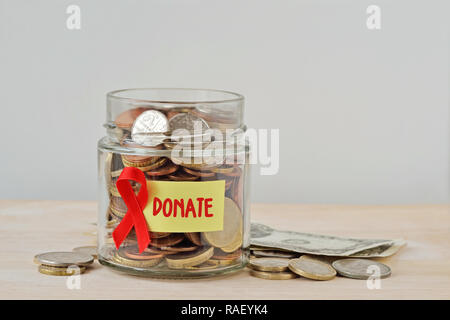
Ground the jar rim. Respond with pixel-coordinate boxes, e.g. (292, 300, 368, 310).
(107, 88, 244, 105)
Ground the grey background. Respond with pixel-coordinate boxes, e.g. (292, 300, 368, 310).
(0, 0, 448, 204)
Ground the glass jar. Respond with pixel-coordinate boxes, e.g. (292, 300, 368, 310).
(97, 88, 250, 278)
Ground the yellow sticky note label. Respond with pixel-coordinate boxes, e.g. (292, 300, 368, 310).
(143, 180, 225, 232)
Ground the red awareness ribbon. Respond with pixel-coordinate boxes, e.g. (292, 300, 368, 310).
(112, 167, 151, 253)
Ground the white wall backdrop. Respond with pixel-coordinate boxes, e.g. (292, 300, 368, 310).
(0, 0, 448, 204)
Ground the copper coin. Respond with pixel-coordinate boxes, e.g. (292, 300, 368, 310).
(145, 161, 179, 176)
(185, 232, 202, 246)
(167, 171, 199, 181)
(120, 140, 164, 163)
(150, 232, 171, 239)
(144, 247, 178, 255)
(114, 107, 149, 129)
(182, 167, 216, 178)
(149, 233, 185, 248)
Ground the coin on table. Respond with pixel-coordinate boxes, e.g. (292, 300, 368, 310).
(249, 258, 290, 272)
(165, 247, 214, 269)
(38, 265, 86, 276)
(249, 270, 297, 280)
(203, 197, 242, 248)
(288, 256, 336, 281)
(72, 246, 98, 259)
(131, 110, 169, 146)
(332, 258, 391, 280)
(34, 252, 94, 267)
(252, 250, 299, 259)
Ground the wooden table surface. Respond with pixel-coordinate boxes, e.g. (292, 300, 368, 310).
(0, 200, 449, 300)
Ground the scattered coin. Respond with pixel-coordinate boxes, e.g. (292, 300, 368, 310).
(249, 270, 297, 280)
(38, 265, 86, 276)
(165, 247, 214, 269)
(332, 258, 391, 280)
(248, 258, 290, 272)
(34, 252, 94, 267)
(288, 256, 336, 281)
(72, 246, 98, 259)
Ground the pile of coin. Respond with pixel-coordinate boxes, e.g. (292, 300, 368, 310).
(248, 255, 391, 281)
(102, 105, 246, 271)
(34, 250, 95, 276)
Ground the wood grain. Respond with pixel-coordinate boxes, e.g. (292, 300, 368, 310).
(0, 200, 448, 299)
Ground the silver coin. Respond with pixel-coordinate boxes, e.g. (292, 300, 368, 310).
(131, 110, 168, 146)
(169, 113, 209, 132)
(34, 252, 94, 267)
(332, 258, 391, 280)
(73, 246, 98, 259)
(169, 113, 210, 149)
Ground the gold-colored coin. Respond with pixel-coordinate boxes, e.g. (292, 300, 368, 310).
(248, 258, 290, 272)
(288, 256, 336, 281)
(209, 257, 240, 266)
(220, 230, 242, 253)
(203, 198, 242, 248)
(165, 247, 214, 269)
(38, 265, 86, 276)
(249, 269, 297, 280)
(211, 166, 234, 174)
(121, 155, 161, 168)
(113, 249, 163, 268)
(123, 157, 167, 172)
(185, 260, 218, 270)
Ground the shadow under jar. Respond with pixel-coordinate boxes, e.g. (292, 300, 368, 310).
(97, 88, 251, 278)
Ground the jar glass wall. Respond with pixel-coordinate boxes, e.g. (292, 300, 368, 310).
(97, 88, 250, 278)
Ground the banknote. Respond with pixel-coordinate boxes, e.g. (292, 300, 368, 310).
(250, 222, 406, 257)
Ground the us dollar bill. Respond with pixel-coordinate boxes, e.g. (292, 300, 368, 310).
(251, 222, 406, 257)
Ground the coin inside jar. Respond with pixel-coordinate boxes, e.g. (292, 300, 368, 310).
(165, 247, 214, 269)
(203, 197, 242, 248)
(131, 110, 169, 146)
(149, 233, 185, 248)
